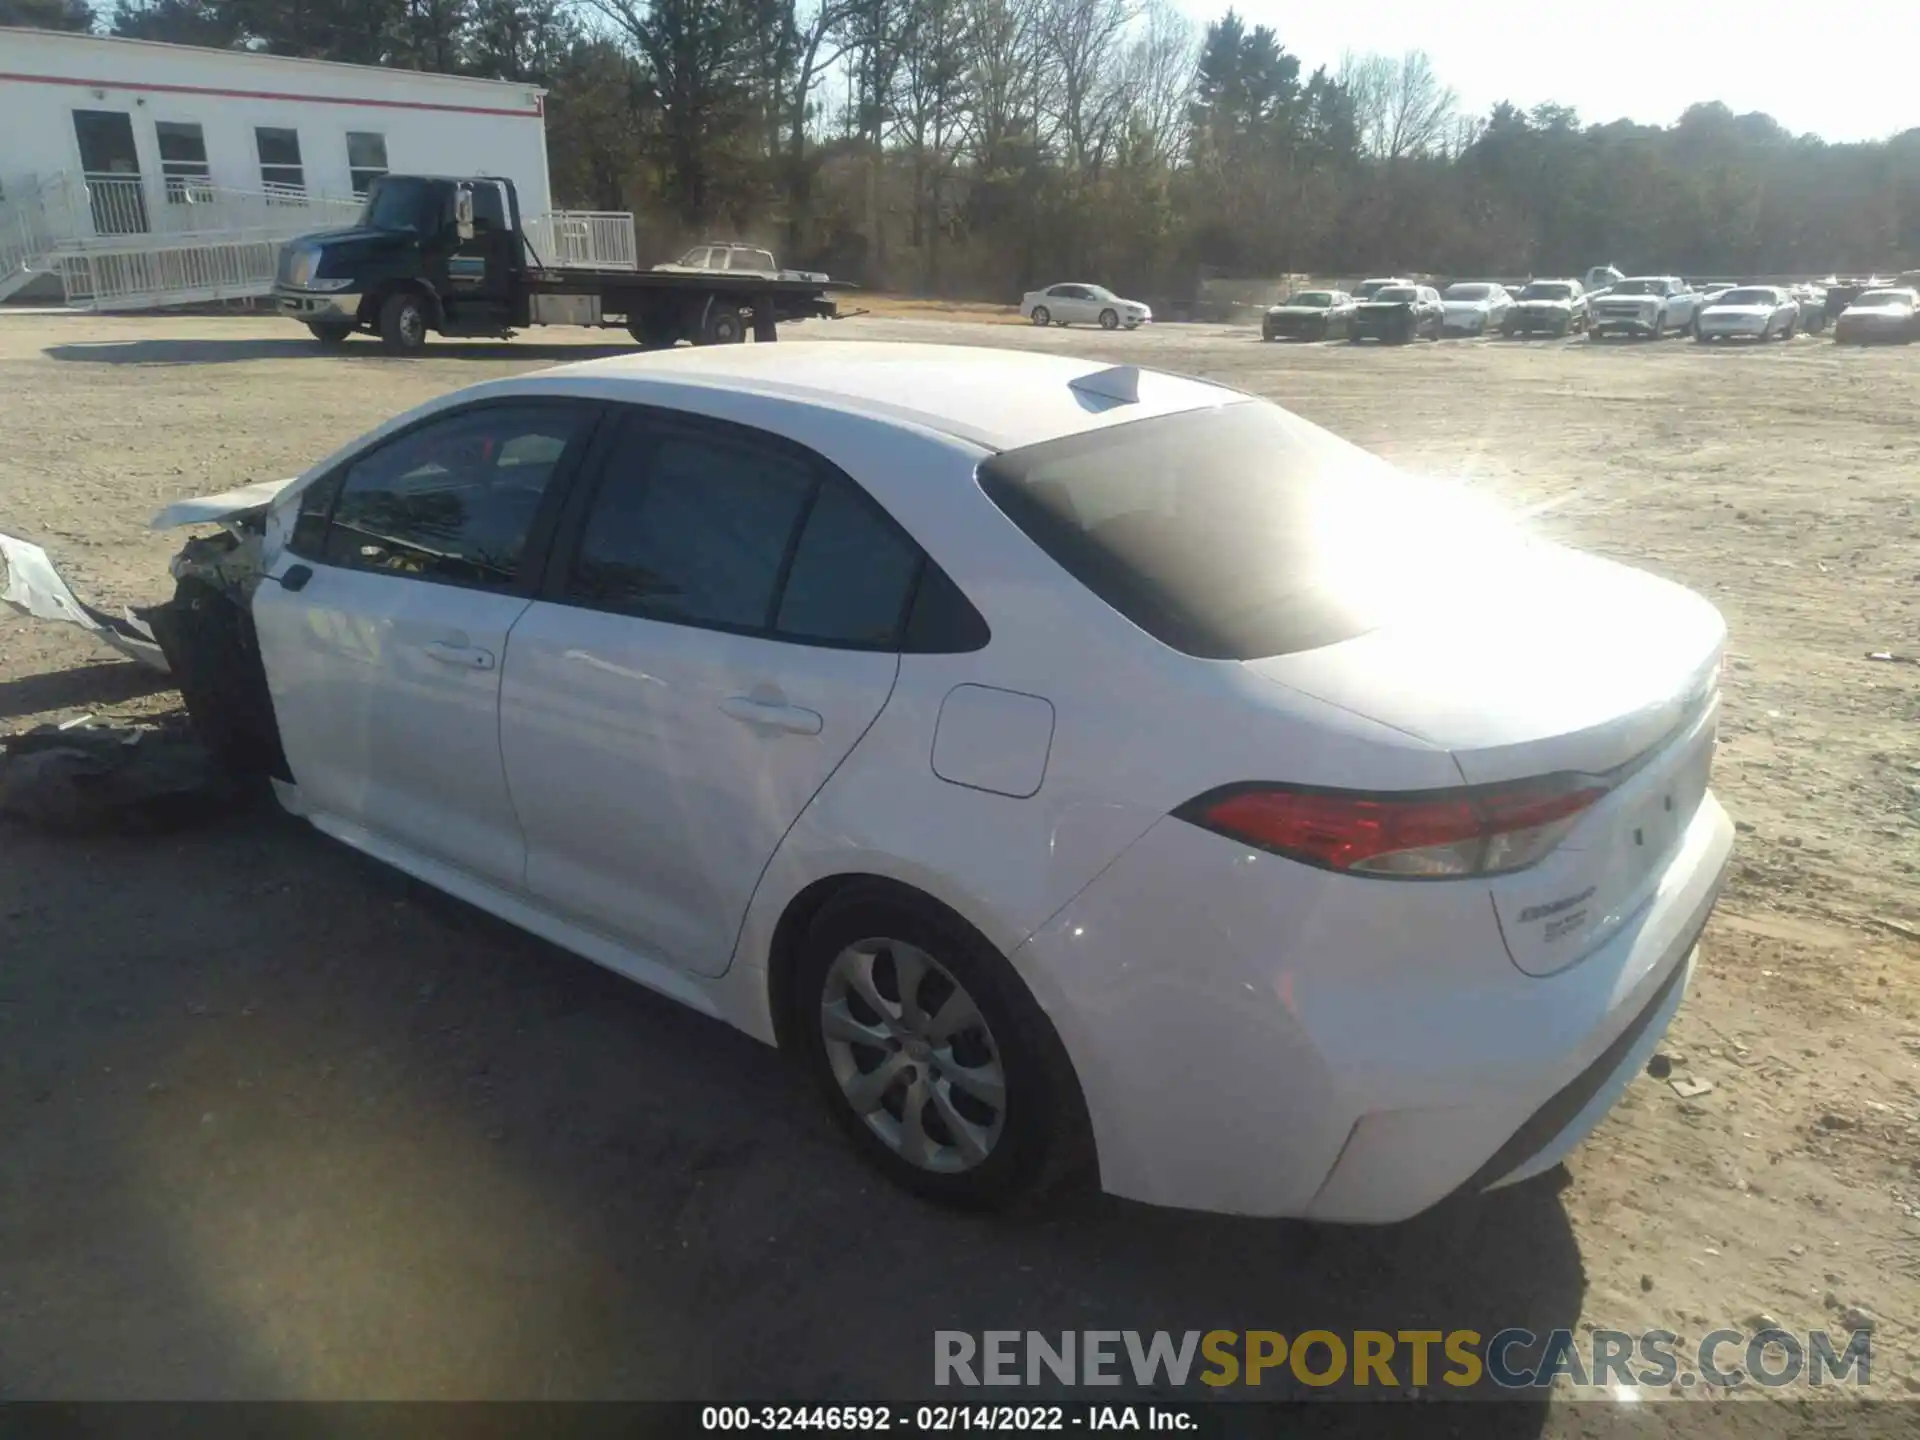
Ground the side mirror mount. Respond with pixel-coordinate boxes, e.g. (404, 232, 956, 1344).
(454, 184, 475, 241)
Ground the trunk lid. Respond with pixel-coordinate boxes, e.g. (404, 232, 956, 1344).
(1245, 544, 1725, 975)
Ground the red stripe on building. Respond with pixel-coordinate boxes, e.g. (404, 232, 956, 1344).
(0, 70, 542, 119)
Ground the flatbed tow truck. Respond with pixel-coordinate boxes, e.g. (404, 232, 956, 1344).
(272, 174, 854, 354)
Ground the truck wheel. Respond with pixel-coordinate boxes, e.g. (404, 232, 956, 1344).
(701, 303, 745, 345)
(378, 292, 429, 355)
(627, 314, 679, 351)
(308, 322, 353, 347)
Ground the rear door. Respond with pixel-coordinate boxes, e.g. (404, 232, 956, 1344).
(499, 408, 921, 977)
(255, 398, 598, 886)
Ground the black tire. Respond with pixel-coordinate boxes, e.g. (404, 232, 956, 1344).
(1650, 313, 1666, 340)
(700, 302, 745, 345)
(627, 312, 679, 350)
(1029, 305, 1050, 327)
(793, 887, 1091, 1211)
(1694, 328, 1711, 343)
(377, 290, 429, 355)
(1780, 319, 1797, 341)
(1098, 308, 1119, 330)
(307, 321, 353, 347)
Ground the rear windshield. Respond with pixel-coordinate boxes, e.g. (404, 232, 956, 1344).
(976, 402, 1494, 660)
(1445, 284, 1492, 300)
(1719, 288, 1777, 306)
(1520, 283, 1572, 300)
(1288, 292, 1333, 307)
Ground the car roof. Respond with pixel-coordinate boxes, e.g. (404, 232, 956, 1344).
(520, 342, 1244, 452)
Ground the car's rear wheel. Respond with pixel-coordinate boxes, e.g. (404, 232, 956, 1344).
(794, 889, 1089, 1210)
(1780, 318, 1797, 341)
(377, 291, 429, 355)
(1098, 308, 1119, 330)
(1029, 306, 1050, 327)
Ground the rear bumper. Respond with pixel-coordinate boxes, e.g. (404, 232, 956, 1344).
(1012, 791, 1733, 1221)
(274, 287, 362, 325)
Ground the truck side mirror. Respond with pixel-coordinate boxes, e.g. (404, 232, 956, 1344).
(455, 185, 475, 241)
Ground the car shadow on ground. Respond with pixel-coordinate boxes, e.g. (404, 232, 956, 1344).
(0, 803, 1580, 1425)
(0, 660, 177, 721)
(42, 338, 638, 366)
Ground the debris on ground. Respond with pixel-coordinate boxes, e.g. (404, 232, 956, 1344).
(1669, 1076, 1715, 1098)
(0, 717, 237, 834)
(1865, 651, 1917, 665)
(0, 531, 170, 671)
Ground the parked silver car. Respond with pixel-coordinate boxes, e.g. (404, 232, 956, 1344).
(1694, 286, 1802, 342)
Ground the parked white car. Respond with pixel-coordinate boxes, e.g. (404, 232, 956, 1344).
(136, 343, 1732, 1221)
(1021, 283, 1150, 330)
(1694, 286, 1802, 342)
(1589, 277, 1705, 339)
(1441, 282, 1514, 335)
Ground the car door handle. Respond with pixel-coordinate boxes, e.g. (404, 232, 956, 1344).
(422, 640, 496, 671)
(720, 695, 823, 735)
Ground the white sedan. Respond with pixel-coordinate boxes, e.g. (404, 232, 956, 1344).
(1440, 282, 1513, 335)
(147, 343, 1732, 1221)
(1694, 286, 1801, 342)
(1020, 283, 1151, 330)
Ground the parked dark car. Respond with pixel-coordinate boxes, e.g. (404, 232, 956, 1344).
(1349, 284, 1444, 343)
(1502, 279, 1589, 337)
(1262, 289, 1356, 341)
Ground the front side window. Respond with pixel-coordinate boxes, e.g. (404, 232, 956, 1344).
(155, 121, 211, 202)
(256, 127, 305, 200)
(322, 404, 587, 591)
(346, 131, 388, 198)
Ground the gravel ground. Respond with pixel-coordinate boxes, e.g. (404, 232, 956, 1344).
(1, 310, 1917, 1421)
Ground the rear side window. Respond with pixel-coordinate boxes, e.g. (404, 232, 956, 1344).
(560, 412, 987, 652)
(977, 402, 1452, 660)
(776, 476, 922, 646)
(568, 428, 815, 629)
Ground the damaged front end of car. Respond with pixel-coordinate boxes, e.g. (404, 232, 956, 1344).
(2, 477, 299, 781)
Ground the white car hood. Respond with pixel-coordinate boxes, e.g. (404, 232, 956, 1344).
(1843, 305, 1909, 319)
(1443, 300, 1491, 314)
(150, 476, 300, 530)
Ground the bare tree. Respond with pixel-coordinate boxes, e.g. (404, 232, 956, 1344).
(1119, 0, 1197, 163)
(1338, 48, 1456, 160)
(1035, 0, 1135, 173)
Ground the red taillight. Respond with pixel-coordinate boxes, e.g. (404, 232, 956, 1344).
(1178, 776, 1608, 878)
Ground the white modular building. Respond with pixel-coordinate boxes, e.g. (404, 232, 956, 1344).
(0, 27, 624, 308)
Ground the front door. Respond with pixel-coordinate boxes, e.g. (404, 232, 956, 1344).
(71, 110, 148, 235)
(500, 408, 915, 976)
(442, 179, 516, 322)
(254, 399, 599, 887)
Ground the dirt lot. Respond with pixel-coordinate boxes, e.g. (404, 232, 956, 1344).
(1, 310, 1917, 1420)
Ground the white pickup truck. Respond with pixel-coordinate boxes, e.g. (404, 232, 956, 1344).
(1588, 276, 1706, 339)
(653, 242, 831, 285)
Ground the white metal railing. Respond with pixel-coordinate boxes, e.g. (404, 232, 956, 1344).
(54, 233, 285, 310)
(62, 174, 362, 248)
(525, 210, 638, 270)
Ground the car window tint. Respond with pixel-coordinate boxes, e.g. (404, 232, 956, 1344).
(323, 404, 583, 590)
(567, 425, 815, 630)
(776, 474, 921, 646)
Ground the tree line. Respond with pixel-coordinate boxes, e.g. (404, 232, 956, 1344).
(13, 0, 1920, 298)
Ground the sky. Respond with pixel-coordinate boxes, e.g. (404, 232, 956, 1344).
(1205, 0, 1920, 144)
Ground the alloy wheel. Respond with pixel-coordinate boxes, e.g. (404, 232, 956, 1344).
(819, 938, 1007, 1174)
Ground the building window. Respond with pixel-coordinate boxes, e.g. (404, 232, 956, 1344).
(256, 127, 305, 201)
(346, 132, 388, 198)
(155, 121, 212, 203)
